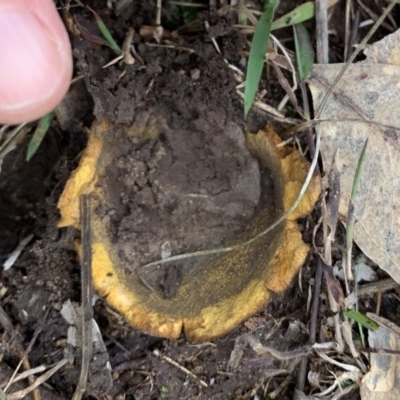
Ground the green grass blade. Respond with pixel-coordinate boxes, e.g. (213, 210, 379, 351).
(96, 19, 122, 55)
(271, 2, 315, 30)
(244, 0, 280, 115)
(88, 7, 122, 55)
(26, 112, 54, 161)
(293, 23, 314, 82)
(344, 310, 379, 331)
(0, 387, 7, 400)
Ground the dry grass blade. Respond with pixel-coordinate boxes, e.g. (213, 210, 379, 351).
(0, 124, 28, 168)
(2, 234, 34, 270)
(153, 349, 208, 388)
(244, 0, 280, 115)
(345, 139, 368, 283)
(358, 278, 399, 296)
(7, 358, 71, 400)
(0, 366, 46, 388)
(269, 60, 301, 115)
(72, 195, 93, 400)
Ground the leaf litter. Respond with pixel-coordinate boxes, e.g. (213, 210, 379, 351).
(308, 23, 400, 400)
(309, 29, 400, 284)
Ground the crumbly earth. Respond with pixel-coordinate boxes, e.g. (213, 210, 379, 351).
(96, 109, 261, 296)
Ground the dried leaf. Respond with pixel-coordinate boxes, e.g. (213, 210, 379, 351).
(321, 258, 345, 307)
(308, 29, 400, 284)
(360, 314, 400, 399)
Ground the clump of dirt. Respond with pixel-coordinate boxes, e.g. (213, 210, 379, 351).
(98, 109, 261, 295)
(69, 3, 267, 299)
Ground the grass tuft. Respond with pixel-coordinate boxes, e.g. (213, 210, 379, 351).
(244, 0, 280, 115)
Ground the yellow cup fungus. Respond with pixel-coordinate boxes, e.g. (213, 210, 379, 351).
(58, 116, 320, 342)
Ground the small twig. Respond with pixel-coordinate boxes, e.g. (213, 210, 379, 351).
(102, 54, 123, 68)
(269, 34, 300, 113)
(310, 258, 323, 344)
(153, 349, 208, 388)
(205, 21, 221, 54)
(72, 195, 94, 400)
(0, 366, 46, 388)
(364, 347, 400, 356)
(375, 291, 382, 315)
(270, 60, 302, 116)
(156, 0, 162, 26)
(296, 358, 308, 393)
(344, 0, 352, 61)
(122, 28, 135, 65)
(145, 42, 196, 53)
(153, 0, 164, 42)
(268, 372, 295, 399)
(316, 0, 329, 64)
(358, 278, 399, 296)
(237, 91, 294, 122)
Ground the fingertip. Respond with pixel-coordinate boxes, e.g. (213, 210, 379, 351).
(0, 0, 72, 124)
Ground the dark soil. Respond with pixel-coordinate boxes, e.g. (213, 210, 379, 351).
(89, 101, 289, 331)
(97, 107, 261, 293)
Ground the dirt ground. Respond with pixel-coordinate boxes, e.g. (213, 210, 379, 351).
(1, 1, 399, 399)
